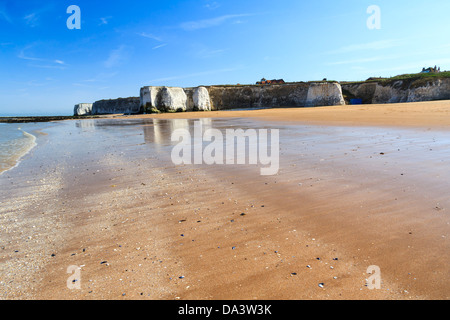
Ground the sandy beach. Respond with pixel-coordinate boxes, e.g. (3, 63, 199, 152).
(1, 100, 449, 300)
(123, 100, 450, 128)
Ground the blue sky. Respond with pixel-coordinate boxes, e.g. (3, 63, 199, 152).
(1, 0, 450, 116)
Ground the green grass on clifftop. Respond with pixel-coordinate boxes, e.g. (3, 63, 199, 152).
(343, 71, 450, 87)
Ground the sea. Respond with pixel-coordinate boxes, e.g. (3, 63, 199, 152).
(0, 123, 38, 175)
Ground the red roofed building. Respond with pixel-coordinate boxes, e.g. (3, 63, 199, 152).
(256, 78, 285, 85)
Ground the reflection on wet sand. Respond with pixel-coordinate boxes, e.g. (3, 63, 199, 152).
(75, 119, 96, 132)
(143, 118, 213, 147)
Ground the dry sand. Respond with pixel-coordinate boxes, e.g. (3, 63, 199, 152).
(123, 100, 450, 128)
(0, 100, 449, 300)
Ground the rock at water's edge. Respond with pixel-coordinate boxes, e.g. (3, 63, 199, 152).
(74, 103, 93, 116)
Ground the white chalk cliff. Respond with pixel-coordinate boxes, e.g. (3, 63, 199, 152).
(305, 83, 345, 107)
(342, 78, 450, 104)
(193, 86, 211, 111)
(74, 103, 93, 116)
(77, 76, 450, 115)
(140, 86, 190, 112)
(140, 86, 163, 109)
(160, 87, 188, 112)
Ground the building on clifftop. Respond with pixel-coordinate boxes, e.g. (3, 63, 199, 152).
(256, 78, 285, 85)
(421, 66, 441, 73)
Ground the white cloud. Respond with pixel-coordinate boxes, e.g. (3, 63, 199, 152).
(23, 6, 53, 28)
(18, 49, 43, 62)
(0, 7, 12, 23)
(195, 48, 226, 59)
(204, 1, 221, 10)
(28, 64, 66, 70)
(138, 32, 163, 42)
(18, 46, 67, 68)
(138, 32, 167, 50)
(23, 12, 40, 27)
(180, 14, 253, 31)
(147, 66, 243, 83)
(83, 72, 118, 83)
(152, 43, 167, 50)
(326, 55, 397, 66)
(99, 16, 112, 26)
(327, 39, 405, 55)
(104, 45, 131, 68)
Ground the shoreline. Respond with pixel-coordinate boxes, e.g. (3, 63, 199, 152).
(0, 129, 37, 176)
(0, 115, 117, 123)
(0, 102, 449, 300)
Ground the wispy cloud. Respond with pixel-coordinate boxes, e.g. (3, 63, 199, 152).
(22, 5, 54, 28)
(83, 72, 118, 83)
(194, 47, 227, 59)
(18, 46, 67, 69)
(152, 43, 167, 50)
(99, 16, 112, 26)
(23, 5, 54, 28)
(73, 72, 117, 88)
(23, 12, 40, 27)
(204, 1, 221, 10)
(326, 55, 398, 66)
(0, 4, 12, 23)
(327, 39, 405, 55)
(104, 45, 131, 68)
(180, 13, 254, 31)
(28, 64, 67, 70)
(137, 32, 163, 42)
(138, 32, 168, 50)
(18, 49, 42, 62)
(147, 66, 243, 83)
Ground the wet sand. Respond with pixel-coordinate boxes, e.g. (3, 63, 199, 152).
(0, 101, 449, 300)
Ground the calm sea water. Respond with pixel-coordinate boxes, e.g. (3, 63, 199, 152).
(0, 123, 37, 174)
